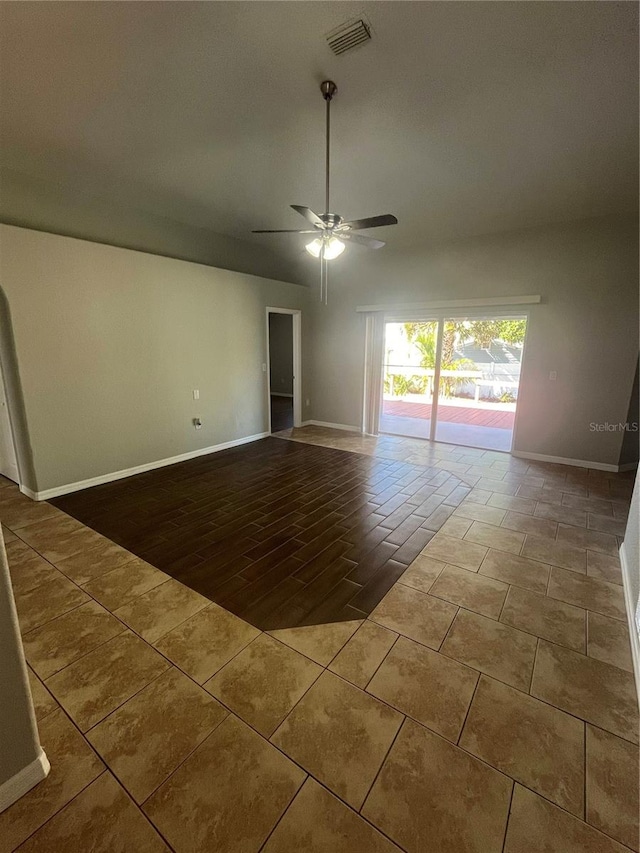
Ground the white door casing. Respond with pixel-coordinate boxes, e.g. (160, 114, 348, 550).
(0, 367, 18, 483)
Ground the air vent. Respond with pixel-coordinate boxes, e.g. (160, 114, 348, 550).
(326, 18, 372, 56)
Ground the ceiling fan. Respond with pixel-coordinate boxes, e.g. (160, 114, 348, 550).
(252, 80, 398, 302)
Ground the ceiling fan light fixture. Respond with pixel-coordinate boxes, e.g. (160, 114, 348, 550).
(304, 238, 323, 258)
(305, 236, 345, 259)
(323, 236, 345, 259)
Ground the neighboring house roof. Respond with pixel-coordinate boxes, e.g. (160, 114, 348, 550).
(457, 341, 523, 366)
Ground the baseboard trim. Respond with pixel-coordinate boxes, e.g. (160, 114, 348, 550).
(0, 749, 50, 813)
(619, 541, 640, 707)
(619, 461, 639, 473)
(21, 432, 270, 501)
(512, 450, 623, 473)
(301, 420, 361, 433)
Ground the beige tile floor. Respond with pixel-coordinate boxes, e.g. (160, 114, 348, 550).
(1, 428, 638, 853)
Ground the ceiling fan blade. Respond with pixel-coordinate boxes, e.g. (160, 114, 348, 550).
(342, 214, 398, 230)
(252, 229, 318, 234)
(343, 232, 386, 249)
(291, 205, 326, 228)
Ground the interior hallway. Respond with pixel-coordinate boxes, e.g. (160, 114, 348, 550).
(1, 428, 638, 853)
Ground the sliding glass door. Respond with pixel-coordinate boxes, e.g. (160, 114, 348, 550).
(380, 320, 440, 440)
(381, 316, 527, 451)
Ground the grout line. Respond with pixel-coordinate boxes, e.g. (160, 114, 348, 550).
(528, 638, 540, 694)
(544, 565, 553, 596)
(496, 582, 510, 623)
(362, 632, 401, 692)
(500, 780, 516, 853)
(456, 669, 482, 747)
(255, 774, 310, 853)
(436, 605, 461, 651)
(358, 714, 407, 818)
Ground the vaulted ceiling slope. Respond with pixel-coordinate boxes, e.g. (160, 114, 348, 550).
(0, 1, 637, 281)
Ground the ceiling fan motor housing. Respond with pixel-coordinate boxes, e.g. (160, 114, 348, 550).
(320, 213, 342, 228)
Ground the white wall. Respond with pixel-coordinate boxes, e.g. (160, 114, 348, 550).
(628, 479, 640, 636)
(0, 531, 48, 811)
(620, 359, 639, 466)
(0, 225, 310, 493)
(621, 474, 640, 702)
(307, 215, 638, 466)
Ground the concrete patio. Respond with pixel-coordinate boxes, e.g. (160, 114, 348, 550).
(381, 399, 516, 452)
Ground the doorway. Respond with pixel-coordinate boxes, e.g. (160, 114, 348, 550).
(266, 308, 302, 433)
(380, 315, 528, 452)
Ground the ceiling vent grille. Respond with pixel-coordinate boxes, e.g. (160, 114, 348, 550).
(326, 18, 372, 56)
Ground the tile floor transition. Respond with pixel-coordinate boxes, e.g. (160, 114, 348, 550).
(1, 426, 638, 853)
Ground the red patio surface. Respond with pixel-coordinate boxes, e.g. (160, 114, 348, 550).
(383, 399, 515, 429)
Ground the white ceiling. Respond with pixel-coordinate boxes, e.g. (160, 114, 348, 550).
(0, 1, 637, 256)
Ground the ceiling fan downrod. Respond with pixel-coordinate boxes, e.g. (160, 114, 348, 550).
(321, 80, 337, 217)
(320, 81, 337, 304)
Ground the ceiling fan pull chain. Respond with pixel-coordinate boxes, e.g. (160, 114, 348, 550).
(324, 257, 329, 305)
(326, 263, 329, 305)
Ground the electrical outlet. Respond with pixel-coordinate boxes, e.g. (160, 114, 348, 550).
(305, 398, 310, 407)
(193, 417, 202, 430)
(549, 371, 557, 381)
(193, 389, 200, 400)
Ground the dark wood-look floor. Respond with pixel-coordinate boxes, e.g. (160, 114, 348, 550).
(53, 437, 470, 630)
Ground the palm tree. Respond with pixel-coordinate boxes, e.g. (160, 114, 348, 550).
(405, 321, 475, 398)
(414, 329, 436, 369)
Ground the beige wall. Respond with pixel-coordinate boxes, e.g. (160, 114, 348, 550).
(0, 225, 310, 493)
(306, 215, 639, 466)
(0, 215, 637, 494)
